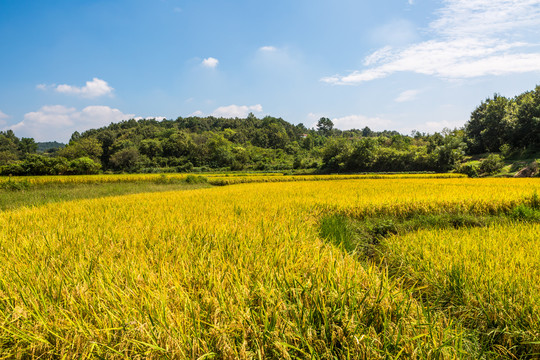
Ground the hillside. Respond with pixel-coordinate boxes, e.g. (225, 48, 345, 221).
(0, 84, 539, 176)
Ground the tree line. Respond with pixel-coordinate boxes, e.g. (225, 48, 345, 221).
(1, 85, 539, 176)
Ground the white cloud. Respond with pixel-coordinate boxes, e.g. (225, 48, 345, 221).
(49, 78, 114, 98)
(259, 46, 277, 52)
(323, 0, 540, 84)
(10, 105, 134, 142)
(306, 112, 332, 128)
(332, 115, 393, 130)
(133, 116, 166, 121)
(202, 57, 219, 68)
(395, 89, 421, 102)
(211, 104, 263, 118)
(190, 110, 204, 117)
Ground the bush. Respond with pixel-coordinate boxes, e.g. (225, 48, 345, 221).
(479, 154, 504, 175)
(0, 179, 31, 191)
(185, 175, 208, 184)
(69, 157, 101, 175)
(510, 204, 540, 221)
(455, 163, 479, 178)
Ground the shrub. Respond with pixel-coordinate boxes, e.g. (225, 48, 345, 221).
(0, 179, 31, 191)
(69, 157, 101, 175)
(479, 154, 504, 175)
(455, 163, 479, 178)
(185, 175, 208, 184)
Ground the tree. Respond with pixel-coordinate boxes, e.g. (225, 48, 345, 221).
(139, 139, 163, 159)
(321, 138, 351, 172)
(69, 157, 101, 175)
(361, 126, 373, 137)
(18, 138, 37, 155)
(58, 138, 103, 162)
(163, 131, 192, 158)
(316, 117, 334, 136)
(346, 138, 377, 171)
(109, 147, 140, 171)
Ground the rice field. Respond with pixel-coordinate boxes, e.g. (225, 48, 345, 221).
(1, 172, 465, 186)
(0, 176, 539, 359)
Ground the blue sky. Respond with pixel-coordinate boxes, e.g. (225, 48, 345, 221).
(1, 0, 540, 142)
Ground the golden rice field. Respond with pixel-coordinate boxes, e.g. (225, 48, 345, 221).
(1, 172, 464, 186)
(0, 176, 539, 359)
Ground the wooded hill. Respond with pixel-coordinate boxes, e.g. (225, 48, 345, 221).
(1, 85, 539, 176)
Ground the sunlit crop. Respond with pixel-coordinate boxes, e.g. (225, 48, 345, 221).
(0, 177, 538, 358)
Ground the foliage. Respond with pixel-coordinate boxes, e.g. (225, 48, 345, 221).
(454, 162, 479, 178)
(0, 178, 31, 191)
(465, 86, 540, 154)
(478, 154, 504, 175)
(2, 83, 540, 175)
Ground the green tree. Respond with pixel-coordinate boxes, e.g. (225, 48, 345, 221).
(321, 138, 351, 172)
(109, 147, 140, 171)
(139, 139, 163, 159)
(345, 138, 377, 171)
(17, 138, 37, 155)
(58, 138, 103, 162)
(69, 157, 101, 175)
(316, 117, 334, 137)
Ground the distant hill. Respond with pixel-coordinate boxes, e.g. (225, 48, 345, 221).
(37, 141, 65, 153)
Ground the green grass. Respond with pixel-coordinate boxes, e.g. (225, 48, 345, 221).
(0, 181, 211, 211)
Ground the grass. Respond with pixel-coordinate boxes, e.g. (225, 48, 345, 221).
(0, 181, 211, 211)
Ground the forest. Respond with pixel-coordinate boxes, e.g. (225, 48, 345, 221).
(1, 85, 539, 176)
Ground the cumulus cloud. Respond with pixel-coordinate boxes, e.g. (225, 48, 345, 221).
(323, 0, 540, 84)
(202, 57, 219, 68)
(38, 78, 114, 98)
(211, 104, 263, 118)
(133, 116, 166, 121)
(10, 105, 134, 142)
(331, 114, 393, 130)
(395, 89, 421, 102)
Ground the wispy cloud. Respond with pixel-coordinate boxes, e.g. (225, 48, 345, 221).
(259, 46, 277, 52)
(38, 78, 114, 98)
(202, 57, 219, 68)
(323, 0, 540, 84)
(395, 89, 421, 102)
(10, 105, 133, 142)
